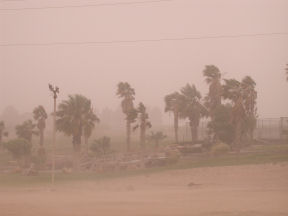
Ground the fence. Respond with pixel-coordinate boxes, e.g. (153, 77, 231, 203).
(176, 117, 288, 142)
(256, 117, 288, 140)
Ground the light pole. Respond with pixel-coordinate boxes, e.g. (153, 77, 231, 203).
(48, 84, 59, 187)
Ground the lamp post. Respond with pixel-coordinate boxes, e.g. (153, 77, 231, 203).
(48, 84, 59, 186)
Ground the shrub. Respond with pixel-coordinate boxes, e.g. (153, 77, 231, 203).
(207, 104, 235, 145)
(4, 138, 32, 167)
(211, 142, 230, 156)
(90, 136, 111, 156)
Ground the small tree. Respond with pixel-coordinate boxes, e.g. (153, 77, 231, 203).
(0, 121, 8, 149)
(90, 136, 111, 157)
(148, 131, 167, 150)
(207, 104, 235, 145)
(4, 139, 32, 168)
(15, 120, 38, 142)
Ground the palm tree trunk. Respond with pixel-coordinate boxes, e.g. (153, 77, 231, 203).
(39, 129, 44, 146)
(190, 122, 198, 144)
(248, 119, 255, 143)
(126, 120, 131, 152)
(37, 129, 46, 166)
(234, 121, 242, 153)
(140, 125, 146, 150)
(73, 134, 82, 171)
(84, 135, 88, 154)
(174, 111, 179, 144)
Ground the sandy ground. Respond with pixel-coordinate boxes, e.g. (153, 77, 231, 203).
(1, 163, 288, 216)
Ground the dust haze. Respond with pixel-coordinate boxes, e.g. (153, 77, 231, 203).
(0, 0, 288, 216)
(1, 0, 288, 117)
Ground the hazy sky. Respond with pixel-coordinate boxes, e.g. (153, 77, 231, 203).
(0, 0, 288, 118)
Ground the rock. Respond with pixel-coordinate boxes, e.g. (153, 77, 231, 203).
(187, 182, 200, 187)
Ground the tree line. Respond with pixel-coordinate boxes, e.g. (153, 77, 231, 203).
(0, 63, 264, 168)
(164, 65, 257, 152)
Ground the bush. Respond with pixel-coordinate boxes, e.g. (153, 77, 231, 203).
(4, 138, 32, 167)
(90, 136, 111, 156)
(207, 105, 235, 145)
(211, 142, 230, 156)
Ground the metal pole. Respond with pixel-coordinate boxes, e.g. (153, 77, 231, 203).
(51, 96, 56, 186)
(49, 84, 59, 187)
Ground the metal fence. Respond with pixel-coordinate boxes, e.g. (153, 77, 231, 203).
(177, 117, 288, 142)
(256, 117, 288, 140)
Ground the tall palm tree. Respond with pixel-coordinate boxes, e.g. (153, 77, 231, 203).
(33, 105, 48, 147)
(83, 108, 100, 152)
(56, 94, 98, 168)
(117, 82, 138, 152)
(164, 92, 185, 144)
(241, 76, 257, 141)
(133, 102, 152, 150)
(0, 121, 8, 149)
(231, 95, 246, 152)
(222, 76, 257, 150)
(180, 84, 208, 143)
(222, 78, 245, 149)
(203, 65, 222, 116)
(15, 120, 38, 142)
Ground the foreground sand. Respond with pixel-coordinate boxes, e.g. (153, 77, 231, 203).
(1, 163, 288, 216)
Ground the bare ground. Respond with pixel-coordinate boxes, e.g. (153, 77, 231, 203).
(1, 163, 288, 216)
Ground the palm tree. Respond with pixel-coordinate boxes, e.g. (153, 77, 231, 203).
(133, 102, 152, 150)
(117, 82, 138, 152)
(241, 76, 257, 141)
(15, 120, 38, 142)
(222, 76, 257, 150)
(180, 84, 208, 143)
(164, 92, 185, 144)
(231, 95, 246, 152)
(33, 105, 47, 147)
(56, 94, 98, 169)
(83, 108, 100, 153)
(4, 139, 32, 168)
(222, 78, 245, 149)
(0, 121, 8, 149)
(203, 65, 222, 116)
(222, 79, 241, 103)
(148, 131, 166, 150)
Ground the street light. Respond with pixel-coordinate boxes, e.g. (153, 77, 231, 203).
(48, 84, 59, 187)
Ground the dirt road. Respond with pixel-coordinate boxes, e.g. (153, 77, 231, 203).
(1, 163, 288, 216)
